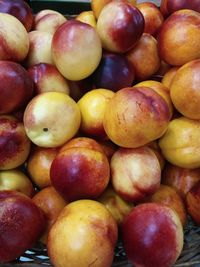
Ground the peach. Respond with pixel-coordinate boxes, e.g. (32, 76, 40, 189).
(186, 181, 200, 225)
(27, 146, 59, 189)
(126, 33, 160, 81)
(28, 63, 70, 95)
(146, 184, 187, 226)
(122, 203, 184, 267)
(25, 30, 53, 67)
(159, 116, 200, 169)
(0, 0, 33, 32)
(52, 20, 102, 81)
(103, 87, 170, 148)
(161, 66, 179, 89)
(0, 13, 29, 62)
(98, 140, 118, 162)
(147, 140, 166, 170)
(170, 59, 200, 119)
(77, 89, 115, 139)
(111, 146, 161, 202)
(34, 9, 66, 34)
(134, 80, 173, 118)
(59, 136, 104, 154)
(50, 144, 110, 201)
(0, 61, 34, 115)
(92, 52, 135, 91)
(47, 199, 118, 267)
(162, 163, 200, 199)
(0, 169, 34, 197)
(160, 0, 200, 17)
(0, 190, 45, 263)
(76, 10, 97, 28)
(23, 92, 81, 148)
(0, 115, 31, 170)
(32, 186, 67, 244)
(98, 186, 134, 225)
(137, 2, 164, 36)
(157, 9, 200, 66)
(96, 1, 144, 53)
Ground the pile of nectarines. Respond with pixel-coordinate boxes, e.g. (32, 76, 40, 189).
(1, 0, 200, 267)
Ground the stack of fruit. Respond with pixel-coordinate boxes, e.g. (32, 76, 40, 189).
(0, 0, 200, 266)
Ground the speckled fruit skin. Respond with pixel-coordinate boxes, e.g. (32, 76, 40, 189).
(52, 20, 102, 81)
(160, 0, 200, 17)
(96, 1, 144, 53)
(110, 146, 161, 202)
(50, 146, 110, 201)
(92, 52, 135, 92)
(126, 33, 160, 81)
(122, 203, 184, 267)
(103, 87, 170, 148)
(0, 13, 29, 62)
(0, 190, 45, 263)
(157, 9, 200, 66)
(0, 115, 31, 170)
(137, 2, 164, 36)
(170, 59, 200, 119)
(0, 0, 33, 31)
(0, 61, 34, 115)
(186, 181, 200, 225)
(47, 199, 118, 267)
(28, 63, 70, 95)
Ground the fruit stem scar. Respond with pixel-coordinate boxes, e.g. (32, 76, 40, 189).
(43, 128, 48, 132)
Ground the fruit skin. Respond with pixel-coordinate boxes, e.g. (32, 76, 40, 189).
(78, 89, 115, 139)
(97, 186, 133, 225)
(0, 61, 34, 115)
(137, 2, 164, 36)
(157, 9, 200, 66)
(52, 20, 102, 81)
(0, 115, 31, 170)
(126, 33, 160, 81)
(0, 13, 29, 62)
(162, 163, 200, 199)
(47, 199, 118, 267)
(76, 10, 97, 28)
(122, 203, 184, 267)
(103, 87, 170, 148)
(92, 52, 135, 92)
(170, 59, 200, 119)
(34, 9, 67, 34)
(160, 0, 200, 17)
(27, 146, 59, 189)
(110, 146, 161, 202)
(0, 190, 45, 263)
(0, 169, 34, 197)
(23, 92, 81, 148)
(146, 184, 187, 226)
(159, 116, 200, 169)
(161, 66, 179, 88)
(32, 186, 67, 244)
(50, 146, 110, 201)
(0, 0, 33, 31)
(25, 30, 53, 68)
(96, 1, 144, 53)
(186, 181, 200, 225)
(28, 63, 70, 95)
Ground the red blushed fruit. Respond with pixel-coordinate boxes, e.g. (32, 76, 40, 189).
(50, 147, 110, 201)
(0, 0, 34, 31)
(92, 52, 135, 92)
(0, 190, 45, 263)
(0, 115, 31, 170)
(160, 0, 200, 17)
(96, 1, 144, 53)
(0, 61, 34, 115)
(186, 181, 200, 225)
(122, 203, 184, 267)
